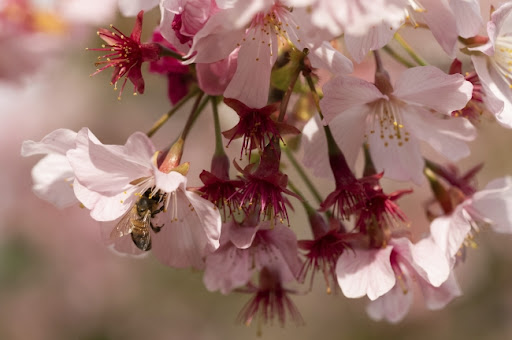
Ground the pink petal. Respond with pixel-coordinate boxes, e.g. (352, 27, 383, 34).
(203, 244, 251, 294)
(185, 9, 245, 63)
(223, 28, 278, 108)
(422, 0, 458, 57)
(67, 129, 154, 193)
(419, 272, 462, 310)
(320, 75, 385, 124)
(405, 107, 476, 161)
(73, 181, 139, 221)
(308, 41, 354, 74)
(366, 282, 413, 324)
(226, 222, 260, 249)
(430, 208, 471, 261)
(344, 22, 396, 63)
(196, 49, 238, 96)
(408, 237, 450, 287)
(255, 223, 302, 283)
(185, 189, 222, 250)
(471, 177, 512, 234)
(151, 189, 213, 269)
(336, 246, 395, 300)
(472, 56, 512, 128)
(301, 117, 334, 179)
(393, 66, 472, 114)
(368, 125, 425, 184)
(449, 0, 483, 38)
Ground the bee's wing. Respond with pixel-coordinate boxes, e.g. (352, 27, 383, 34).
(110, 208, 136, 240)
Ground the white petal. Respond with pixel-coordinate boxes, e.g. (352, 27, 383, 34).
(430, 207, 471, 261)
(31, 154, 77, 208)
(336, 246, 395, 300)
(409, 237, 450, 287)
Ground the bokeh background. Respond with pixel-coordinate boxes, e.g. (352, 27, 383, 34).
(2, 2, 512, 339)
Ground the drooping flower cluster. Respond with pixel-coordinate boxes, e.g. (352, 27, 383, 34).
(19, 0, 512, 332)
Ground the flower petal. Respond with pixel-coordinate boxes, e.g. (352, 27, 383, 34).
(203, 244, 251, 294)
(430, 207, 471, 261)
(405, 108, 476, 162)
(31, 154, 77, 208)
(471, 177, 512, 234)
(368, 126, 425, 185)
(308, 41, 354, 74)
(366, 282, 413, 324)
(320, 75, 385, 124)
(449, 0, 483, 38)
(336, 246, 395, 300)
(393, 66, 472, 114)
(223, 28, 278, 108)
(344, 22, 396, 63)
(21, 128, 77, 157)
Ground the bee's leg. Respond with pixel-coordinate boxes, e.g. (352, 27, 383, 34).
(150, 221, 164, 233)
(151, 205, 165, 218)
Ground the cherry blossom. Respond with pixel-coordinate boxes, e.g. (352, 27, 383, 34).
(431, 176, 512, 262)
(185, 0, 335, 108)
(312, 66, 475, 184)
(66, 128, 222, 269)
(89, 11, 160, 99)
(204, 220, 302, 294)
(337, 237, 453, 321)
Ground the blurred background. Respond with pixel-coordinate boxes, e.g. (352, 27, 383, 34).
(2, 1, 512, 339)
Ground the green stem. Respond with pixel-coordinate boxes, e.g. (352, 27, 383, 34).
(211, 96, 225, 156)
(283, 145, 323, 205)
(278, 54, 303, 122)
(382, 45, 415, 68)
(304, 74, 324, 121)
(180, 92, 209, 141)
(146, 87, 200, 137)
(394, 32, 428, 66)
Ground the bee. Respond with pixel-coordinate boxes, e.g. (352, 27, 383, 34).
(110, 190, 165, 251)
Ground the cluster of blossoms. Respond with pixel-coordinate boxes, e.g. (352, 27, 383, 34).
(19, 0, 512, 331)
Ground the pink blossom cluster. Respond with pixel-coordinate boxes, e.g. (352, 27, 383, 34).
(20, 0, 512, 331)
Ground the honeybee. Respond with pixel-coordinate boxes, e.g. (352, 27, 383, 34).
(110, 190, 165, 251)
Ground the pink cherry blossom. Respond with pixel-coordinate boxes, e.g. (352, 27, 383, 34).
(185, 0, 339, 108)
(160, 0, 218, 54)
(21, 129, 78, 208)
(89, 11, 160, 99)
(431, 176, 512, 262)
(337, 237, 452, 321)
(66, 128, 222, 269)
(203, 220, 302, 294)
(306, 66, 475, 184)
(470, 2, 512, 128)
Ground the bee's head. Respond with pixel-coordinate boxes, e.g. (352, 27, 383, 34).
(137, 197, 150, 214)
